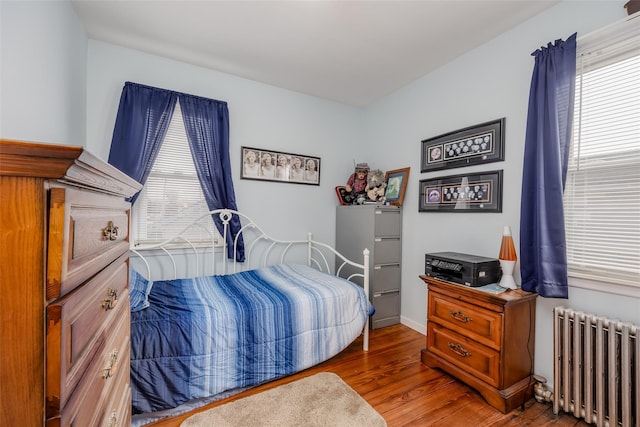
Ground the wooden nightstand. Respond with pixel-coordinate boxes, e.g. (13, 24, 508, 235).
(419, 275, 537, 413)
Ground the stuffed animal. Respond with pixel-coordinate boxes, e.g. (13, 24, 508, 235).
(337, 162, 370, 205)
(365, 169, 387, 203)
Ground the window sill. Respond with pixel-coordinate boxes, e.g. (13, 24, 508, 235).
(568, 274, 640, 298)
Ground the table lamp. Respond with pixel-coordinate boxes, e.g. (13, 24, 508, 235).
(498, 225, 517, 289)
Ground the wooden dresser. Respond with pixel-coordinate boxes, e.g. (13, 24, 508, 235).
(419, 275, 537, 413)
(0, 140, 141, 426)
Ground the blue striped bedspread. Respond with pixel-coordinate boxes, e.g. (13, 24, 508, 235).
(130, 263, 372, 415)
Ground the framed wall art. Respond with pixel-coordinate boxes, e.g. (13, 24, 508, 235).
(384, 167, 410, 206)
(241, 146, 320, 185)
(420, 118, 505, 173)
(418, 170, 503, 213)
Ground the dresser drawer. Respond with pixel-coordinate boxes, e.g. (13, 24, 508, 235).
(102, 370, 132, 427)
(47, 186, 131, 299)
(97, 327, 131, 427)
(49, 301, 130, 426)
(427, 323, 500, 388)
(46, 253, 129, 413)
(428, 292, 502, 350)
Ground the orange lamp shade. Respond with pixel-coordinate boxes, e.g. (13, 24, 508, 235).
(499, 226, 517, 261)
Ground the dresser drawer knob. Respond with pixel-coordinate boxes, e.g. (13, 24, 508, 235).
(103, 350, 118, 379)
(448, 342, 471, 358)
(102, 288, 118, 310)
(449, 310, 472, 323)
(103, 221, 119, 241)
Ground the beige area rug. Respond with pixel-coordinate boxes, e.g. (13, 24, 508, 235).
(180, 372, 387, 427)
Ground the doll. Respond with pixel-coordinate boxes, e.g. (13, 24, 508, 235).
(337, 162, 369, 205)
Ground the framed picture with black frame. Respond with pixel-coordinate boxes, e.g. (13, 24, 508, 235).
(418, 170, 503, 213)
(420, 118, 505, 173)
(240, 146, 320, 185)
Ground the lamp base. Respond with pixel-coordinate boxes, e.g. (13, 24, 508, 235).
(499, 259, 518, 289)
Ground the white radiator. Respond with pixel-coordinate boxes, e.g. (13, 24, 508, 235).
(553, 306, 639, 427)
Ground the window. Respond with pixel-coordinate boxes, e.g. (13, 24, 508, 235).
(132, 100, 218, 246)
(564, 15, 640, 292)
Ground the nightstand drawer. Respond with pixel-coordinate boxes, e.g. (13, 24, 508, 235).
(428, 292, 502, 350)
(427, 323, 500, 388)
(47, 186, 131, 299)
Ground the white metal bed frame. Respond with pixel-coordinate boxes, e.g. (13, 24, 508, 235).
(130, 208, 371, 350)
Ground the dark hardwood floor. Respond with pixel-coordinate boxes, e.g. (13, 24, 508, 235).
(150, 324, 589, 427)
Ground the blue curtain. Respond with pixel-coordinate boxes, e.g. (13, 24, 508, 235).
(520, 34, 576, 298)
(180, 95, 244, 261)
(108, 82, 244, 261)
(108, 82, 177, 204)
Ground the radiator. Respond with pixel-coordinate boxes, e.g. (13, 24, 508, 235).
(553, 306, 639, 427)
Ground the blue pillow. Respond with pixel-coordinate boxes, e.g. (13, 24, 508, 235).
(129, 267, 153, 312)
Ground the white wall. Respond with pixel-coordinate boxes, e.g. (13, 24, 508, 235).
(86, 41, 365, 246)
(0, 0, 87, 146)
(363, 0, 639, 384)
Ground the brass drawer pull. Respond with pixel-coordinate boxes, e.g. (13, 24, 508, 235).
(102, 288, 118, 310)
(448, 342, 471, 358)
(103, 221, 119, 241)
(108, 409, 118, 427)
(103, 350, 119, 379)
(449, 310, 472, 323)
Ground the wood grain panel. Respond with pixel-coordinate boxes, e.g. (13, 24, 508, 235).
(0, 176, 46, 427)
(0, 139, 81, 178)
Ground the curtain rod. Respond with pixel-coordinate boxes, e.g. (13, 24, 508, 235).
(576, 11, 640, 54)
(124, 81, 228, 105)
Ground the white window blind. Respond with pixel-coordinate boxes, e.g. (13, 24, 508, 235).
(564, 16, 640, 287)
(132, 100, 219, 246)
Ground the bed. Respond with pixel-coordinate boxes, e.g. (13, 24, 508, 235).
(129, 209, 372, 425)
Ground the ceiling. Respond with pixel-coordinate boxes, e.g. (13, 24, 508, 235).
(71, 0, 559, 107)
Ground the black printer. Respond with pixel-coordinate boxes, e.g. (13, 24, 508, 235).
(424, 251, 501, 287)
